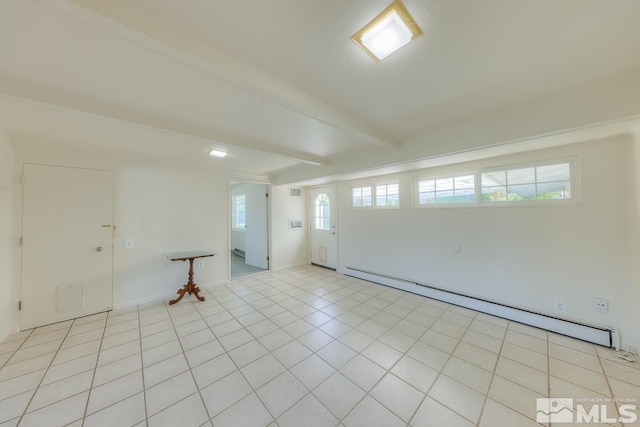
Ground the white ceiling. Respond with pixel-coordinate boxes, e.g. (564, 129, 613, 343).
(1, 0, 639, 184)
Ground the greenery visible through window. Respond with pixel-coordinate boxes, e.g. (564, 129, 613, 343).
(352, 186, 372, 207)
(375, 184, 399, 207)
(481, 163, 571, 202)
(232, 194, 246, 230)
(418, 175, 475, 205)
(314, 193, 331, 230)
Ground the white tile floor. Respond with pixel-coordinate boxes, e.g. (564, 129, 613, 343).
(0, 265, 638, 427)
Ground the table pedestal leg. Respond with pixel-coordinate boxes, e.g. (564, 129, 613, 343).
(169, 258, 206, 305)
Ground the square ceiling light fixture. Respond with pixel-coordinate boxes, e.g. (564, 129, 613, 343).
(208, 149, 229, 158)
(352, 0, 423, 62)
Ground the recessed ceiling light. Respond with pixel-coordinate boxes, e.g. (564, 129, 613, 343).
(352, 0, 423, 62)
(208, 149, 229, 158)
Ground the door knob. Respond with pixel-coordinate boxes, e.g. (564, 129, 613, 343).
(96, 246, 103, 252)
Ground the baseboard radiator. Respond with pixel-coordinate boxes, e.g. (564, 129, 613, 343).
(232, 248, 245, 258)
(344, 267, 619, 350)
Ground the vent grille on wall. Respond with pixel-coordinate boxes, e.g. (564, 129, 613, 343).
(289, 219, 303, 229)
(344, 267, 619, 350)
(319, 246, 328, 262)
(289, 188, 302, 197)
(56, 282, 84, 313)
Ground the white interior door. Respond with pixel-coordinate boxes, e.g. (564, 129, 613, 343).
(309, 185, 337, 269)
(245, 184, 269, 269)
(0, 190, 11, 329)
(21, 164, 114, 330)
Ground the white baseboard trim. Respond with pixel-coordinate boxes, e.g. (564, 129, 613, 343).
(112, 291, 177, 310)
(0, 325, 10, 343)
(202, 279, 232, 289)
(112, 280, 230, 310)
(273, 261, 310, 271)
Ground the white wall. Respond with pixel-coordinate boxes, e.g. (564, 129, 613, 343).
(0, 132, 13, 340)
(271, 185, 308, 269)
(230, 232, 244, 252)
(10, 144, 293, 326)
(629, 131, 640, 350)
(113, 167, 228, 306)
(337, 136, 639, 349)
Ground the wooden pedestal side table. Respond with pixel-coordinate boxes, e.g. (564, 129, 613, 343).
(164, 250, 216, 305)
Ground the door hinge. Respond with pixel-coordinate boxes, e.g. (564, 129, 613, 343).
(20, 174, 24, 185)
(265, 193, 269, 198)
(18, 301, 22, 311)
(266, 256, 270, 261)
(19, 237, 22, 247)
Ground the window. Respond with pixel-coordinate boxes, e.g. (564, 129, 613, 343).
(375, 183, 399, 207)
(481, 162, 571, 202)
(314, 193, 331, 230)
(352, 186, 372, 207)
(412, 159, 575, 208)
(351, 183, 399, 208)
(417, 175, 475, 205)
(232, 194, 246, 230)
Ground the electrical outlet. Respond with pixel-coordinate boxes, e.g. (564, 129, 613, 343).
(554, 300, 566, 313)
(453, 243, 462, 253)
(197, 260, 204, 269)
(593, 297, 608, 313)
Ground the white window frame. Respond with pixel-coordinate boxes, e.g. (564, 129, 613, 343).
(412, 157, 579, 208)
(351, 185, 373, 208)
(479, 158, 577, 205)
(415, 174, 476, 207)
(374, 182, 400, 208)
(232, 193, 246, 231)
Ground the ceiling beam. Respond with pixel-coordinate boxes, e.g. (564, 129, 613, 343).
(0, 75, 330, 166)
(39, 0, 400, 149)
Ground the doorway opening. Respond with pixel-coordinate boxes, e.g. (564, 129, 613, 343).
(229, 181, 270, 279)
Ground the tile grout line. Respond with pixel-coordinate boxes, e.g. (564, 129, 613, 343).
(207, 276, 363, 424)
(339, 303, 445, 425)
(209, 283, 313, 424)
(164, 295, 217, 425)
(136, 305, 149, 427)
(30, 316, 139, 424)
(0, 329, 35, 370)
(481, 324, 551, 426)
(269, 280, 384, 424)
(79, 315, 109, 426)
(465, 319, 509, 427)
(215, 270, 440, 424)
(271, 304, 368, 423)
(287, 292, 439, 425)
(15, 319, 76, 426)
(260, 276, 456, 424)
(402, 306, 480, 426)
(596, 346, 622, 422)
